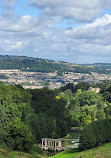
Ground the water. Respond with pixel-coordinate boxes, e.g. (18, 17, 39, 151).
(45, 150, 61, 157)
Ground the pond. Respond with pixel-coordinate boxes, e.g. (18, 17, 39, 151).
(45, 150, 61, 157)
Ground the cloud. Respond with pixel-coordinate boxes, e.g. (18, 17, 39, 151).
(1, 0, 16, 8)
(30, 0, 108, 22)
(62, 14, 111, 63)
(0, 0, 16, 16)
(0, 3, 111, 64)
(0, 14, 57, 55)
(3, 41, 23, 51)
(65, 14, 111, 43)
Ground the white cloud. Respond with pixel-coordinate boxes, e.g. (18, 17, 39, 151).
(6, 41, 23, 51)
(0, 40, 23, 51)
(0, 0, 111, 64)
(65, 14, 111, 42)
(61, 14, 111, 63)
(30, 0, 109, 22)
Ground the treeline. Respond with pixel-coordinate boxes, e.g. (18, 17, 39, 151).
(1, 80, 111, 153)
(79, 119, 111, 151)
(0, 82, 71, 152)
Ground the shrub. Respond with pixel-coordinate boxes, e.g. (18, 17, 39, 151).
(29, 146, 44, 155)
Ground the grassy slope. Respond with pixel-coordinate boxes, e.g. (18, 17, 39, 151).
(50, 142, 111, 158)
(0, 148, 34, 158)
(0, 145, 45, 158)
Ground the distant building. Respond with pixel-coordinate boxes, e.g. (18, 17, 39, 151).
(89, 87, 100, 93)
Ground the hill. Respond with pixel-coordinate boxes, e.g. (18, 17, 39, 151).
(0, 55, 111, 74)
(0, 55, 71, 74)
(1, 55, 111, 88)
(50, 142, 111, 158)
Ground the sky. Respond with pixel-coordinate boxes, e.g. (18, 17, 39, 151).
(0, 0, 111, 64)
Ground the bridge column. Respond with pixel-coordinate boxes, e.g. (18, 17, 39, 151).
(42, 139, 47, 147)
(50, 141, 53, 147)
(42, 140, 44, 147)
(54, 141, 56, 147)
(52, 141, 54, 147)
(58, 140, 62, 148)
(45, 140, 47, 147)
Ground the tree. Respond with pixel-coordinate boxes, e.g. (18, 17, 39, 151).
(97, 109, 106, 120)
(0, 83, 34, 151)
(79, 119, 111, 151)
(6, 119, 34, 151)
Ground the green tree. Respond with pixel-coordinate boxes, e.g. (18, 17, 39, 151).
(97, 109, 106, 120)
(6, 119, 34, 151)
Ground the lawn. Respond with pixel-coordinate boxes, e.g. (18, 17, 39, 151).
(50, 142, 111, 158)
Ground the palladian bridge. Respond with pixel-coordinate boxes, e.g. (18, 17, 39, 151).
(41, 138, 66, 151)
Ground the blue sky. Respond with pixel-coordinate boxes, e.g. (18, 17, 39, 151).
(0, 0, 111, 64)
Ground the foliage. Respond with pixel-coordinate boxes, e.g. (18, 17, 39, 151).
(79, 119, 111, 151)
(60, 82, 90, 93)
(29, 146, 45, 155)
(6, 119, 34, 151)
(29, 88, 71, 140)
(0, 82, 34, 152)
(1, 79, 111, 154)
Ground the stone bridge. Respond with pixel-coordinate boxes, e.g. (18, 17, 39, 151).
(41, 138, 66, 151)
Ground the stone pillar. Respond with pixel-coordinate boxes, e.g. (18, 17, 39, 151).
(48, 141, 50, 147)
(42, 140, 43, 146)
(54, 141, 56, 147)
(52, 141, 54, 147)
(45, 140, 47, 147)
(58, 140, 61, 147)
(50, 141, 52, 147)
(42, 140, 44, 147)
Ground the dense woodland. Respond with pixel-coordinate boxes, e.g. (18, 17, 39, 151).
(1, 80, 111, 153)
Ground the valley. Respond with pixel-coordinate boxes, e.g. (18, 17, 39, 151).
(0, 55, 111, 89)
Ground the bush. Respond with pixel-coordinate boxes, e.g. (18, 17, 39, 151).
(29, 146, 44, 155)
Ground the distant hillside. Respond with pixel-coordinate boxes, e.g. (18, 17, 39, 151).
(0, 55, 71, 74)
(0, 55, 111, 74)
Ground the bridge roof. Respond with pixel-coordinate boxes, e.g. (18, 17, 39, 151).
(41, 138, 61, 142)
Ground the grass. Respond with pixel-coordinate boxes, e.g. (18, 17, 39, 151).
(0, 144, 46, 158)
(50, 142, 111, 158)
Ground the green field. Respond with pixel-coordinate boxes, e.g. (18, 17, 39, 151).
(50, 142, 111, 158)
